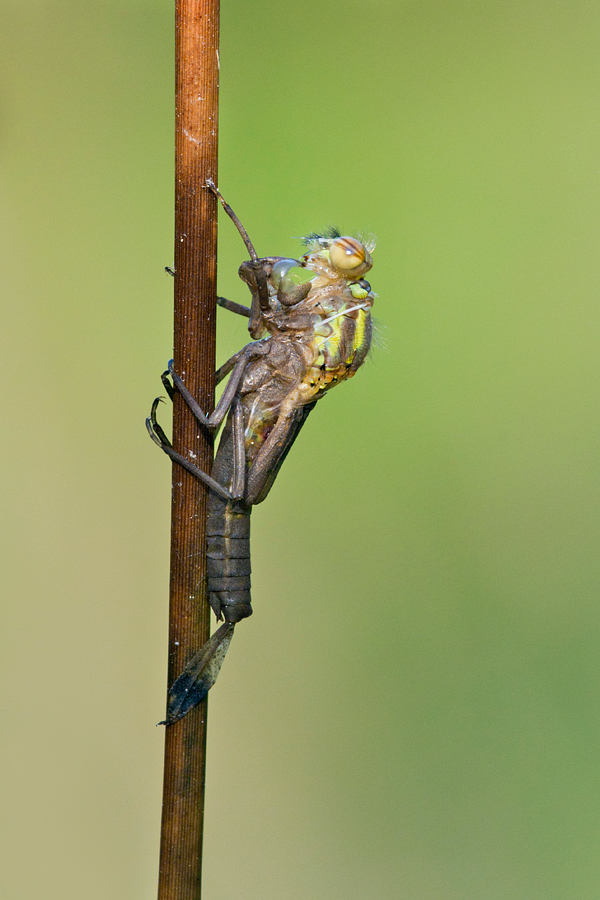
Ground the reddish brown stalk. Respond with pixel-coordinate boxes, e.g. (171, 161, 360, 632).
(157, 1, 219, 898)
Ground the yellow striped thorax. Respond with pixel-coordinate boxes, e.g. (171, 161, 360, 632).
(240, 228, 376, 459)
(299, 229, 376, 398)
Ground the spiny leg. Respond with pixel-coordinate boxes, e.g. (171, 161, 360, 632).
(146, 398, 232, 501)
(165, 340, 267, 430)
(149, 339, 262, 497)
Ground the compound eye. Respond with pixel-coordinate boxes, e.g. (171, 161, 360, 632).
(329, 237, 372, 276)
(271, 258, 301, 288)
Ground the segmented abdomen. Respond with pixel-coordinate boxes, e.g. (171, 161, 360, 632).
(206, 496, 252, 624)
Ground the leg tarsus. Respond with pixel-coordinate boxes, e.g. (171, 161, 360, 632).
(161, 370, 175, 401)
(146, 400, 233, 501)
(168, 341, 268, 427)
(166, 360, 213, 428)
(146, 397, 171, 447)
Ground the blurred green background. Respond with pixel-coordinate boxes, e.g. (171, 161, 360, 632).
(2, 1, 600, 897)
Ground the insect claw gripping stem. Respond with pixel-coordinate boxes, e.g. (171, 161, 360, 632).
(146, 397, 171, 447)
(165, 360, 213, 430)
(160, 370, 175, 401)
(146, 397, 233, 502)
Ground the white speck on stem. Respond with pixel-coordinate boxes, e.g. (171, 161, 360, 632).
(183, 127, 200, 145)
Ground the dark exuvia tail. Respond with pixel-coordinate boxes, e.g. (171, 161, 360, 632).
(158, 622, 235, 725)
(159, 501, 252, 725)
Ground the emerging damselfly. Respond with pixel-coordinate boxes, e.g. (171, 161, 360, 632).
(148, 184, 376, 724)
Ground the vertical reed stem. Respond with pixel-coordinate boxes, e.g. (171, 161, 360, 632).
(157, 1, 219, 898)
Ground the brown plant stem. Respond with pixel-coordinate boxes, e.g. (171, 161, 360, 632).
(157, 1, 219, 898)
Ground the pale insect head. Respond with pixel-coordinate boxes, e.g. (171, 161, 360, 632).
(301, 227, 374, 279)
